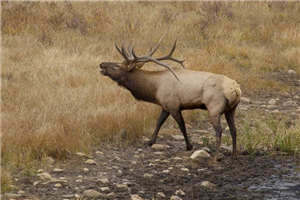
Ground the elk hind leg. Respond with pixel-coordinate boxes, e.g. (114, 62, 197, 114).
(225, 106, 237, 159)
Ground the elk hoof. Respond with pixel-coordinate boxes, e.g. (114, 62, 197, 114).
(186, 144, 193, 151)
(147, 140, 155, 147)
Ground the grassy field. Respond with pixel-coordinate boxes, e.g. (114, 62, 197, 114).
(1, 1, 300, 192)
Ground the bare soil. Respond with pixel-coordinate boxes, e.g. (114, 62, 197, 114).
(4, 73, 300, 200)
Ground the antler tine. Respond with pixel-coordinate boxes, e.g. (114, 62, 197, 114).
(147, 33, 167, 57)
(156, 40, 185, 68)
(115, 43, 129, 62)
(141, 57, 180, 81)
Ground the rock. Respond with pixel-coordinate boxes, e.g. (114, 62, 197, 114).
(34, 181, 42, 187)
(267, 105, 276, 109)
(85, 159, 96, 165)
(271, 109, 280, 113)
(37, 172, 52, 180)
(116, 184, 128, 191)
(202, 147, 211, 153)
(241, 97, 251, 104)
(37, 169, 44, 173)
(268, 99, 277, 105)
(152, 144, 170, 150)
(181, 168, 189, 172)
(200, 181, 216, 189)
(283, 101, 297, 106)
(172, 135, 184, 140)
(83, 168, 89, 172)
(162, 169, 170, 173)
(288, 69, 296, 75)
(143, 173, 153, 178)
(173, 157, 182, 161)
(100, 187, 110, 192)
(53, 168, 64, 173)
(98, 178, 109, 184)
(131, 194, 144, 200)
(95, 151, 104, 155)
(175, 189, 185, 196)
(4, 193, 21, 199)
(190, 150, 211, 160)
(154, 151, 164, 155)
(170, 195, 183, 200)
(107, 192, 115, 198)
(221, 145, 232, 152)
(197, 168, 208, 172)
(76, 152, 87, 157)
(157, 192, 166, 198)
(62, 194, 74, 198)
(17, 190, 25, 194)
(83, 189, 105, 198)
(54, 183, 62, 188)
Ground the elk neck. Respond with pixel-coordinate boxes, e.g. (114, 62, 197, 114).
(120, 69, 161, 104)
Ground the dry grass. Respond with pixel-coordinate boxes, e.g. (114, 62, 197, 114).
(1, 1, 300, 192)
(223, 110, 300, 155)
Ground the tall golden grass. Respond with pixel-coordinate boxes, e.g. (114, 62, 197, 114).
(1, 1, 300, 192)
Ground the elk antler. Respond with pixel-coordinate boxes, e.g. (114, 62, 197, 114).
(115, 39, 185, 81)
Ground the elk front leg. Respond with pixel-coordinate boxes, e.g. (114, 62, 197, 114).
(170, 110, 193, 151)
(148, 109, 169, 146)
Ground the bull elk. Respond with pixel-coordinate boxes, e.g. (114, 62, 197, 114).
(99, 39, 241, 159)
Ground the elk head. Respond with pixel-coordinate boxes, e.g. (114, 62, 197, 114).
(99, 40, 185, 82)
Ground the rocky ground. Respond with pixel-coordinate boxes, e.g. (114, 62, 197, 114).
(2, 72, 300, 200)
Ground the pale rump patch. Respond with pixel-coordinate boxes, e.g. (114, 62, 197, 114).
(222, 77, 241, 108)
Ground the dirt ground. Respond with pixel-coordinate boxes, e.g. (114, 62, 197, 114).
(3, 73, 300, 200)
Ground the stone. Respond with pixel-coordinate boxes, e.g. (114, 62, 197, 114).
(200, 181, 216, 189)
(98, 178, 109, 184)
(37, 169, 44, 173)
(17, 190, 25, 194)
(62, 194, 74, 198)
(151, 144, 169, 150)
(268, 99, 277, 105)
(54, 183, 62, 188)
(267, 105, 276, 109)
(131, 194, 144, 200)
(83, 168, 89, 172)
(170, 195, 183, 200)
(162, 169, 170, 173)
(181, 168, 189, 172)
(95, 151, 104, 155)
(33, 181, 40, 186)
(85, 159, 96, 165)
(100, 187, 110, 192)
(37, 172, 52, 180)
(190, 150, 211, 160)
(175, 189, 185, 196)
(202, 147, 211, 153)
(288, 69, 296, 75)
(76, 152, 87, 157)
(283, 101, 297, 106)
(143, 173, 153, 178)
(116, 184, 128, 191)
(157, 192, 166, 198)
(83, 189, 105, 198)
(4, 193, 21, 199)
(271, 109, 280, 113)
(107, 192, 115, 198)
(172, 135, 184, 140)
(53, 168, 64, 173)
(241, 97, 251, 104)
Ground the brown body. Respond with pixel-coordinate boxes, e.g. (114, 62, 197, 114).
(99, 40, 241, 159)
